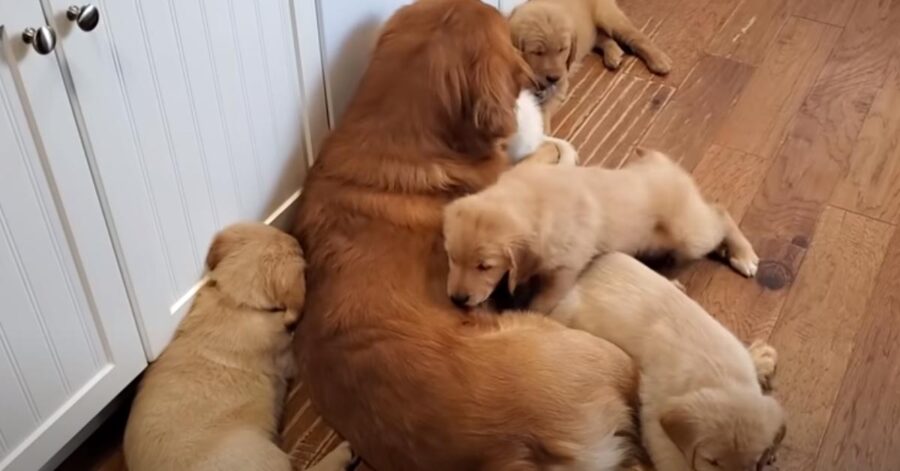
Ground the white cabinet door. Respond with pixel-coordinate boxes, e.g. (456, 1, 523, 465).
(46, 0, 322, 358)
(0, 14, 144, 471)
(314, 0, 503, 124)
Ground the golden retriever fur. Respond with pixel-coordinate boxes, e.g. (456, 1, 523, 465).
(509, 0, 672, 126)
(292, 1, 638, 469)
(443, 148, 758, 313)
(551, 252, 785, 471)
(123, 223, 319, 471)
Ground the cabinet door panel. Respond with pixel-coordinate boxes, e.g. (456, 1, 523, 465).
(50, 0, 316, 358)
(0, 11, 144, 468)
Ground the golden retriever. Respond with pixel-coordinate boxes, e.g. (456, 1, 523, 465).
(551, 252, 785, 471)
(292, 1, 639, 469)
(124, 223, 354, 471)
(509, 0, 672, 125)
(443, 148, 758, 313)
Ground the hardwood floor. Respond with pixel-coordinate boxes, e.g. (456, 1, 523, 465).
(61, 0, 900, 469)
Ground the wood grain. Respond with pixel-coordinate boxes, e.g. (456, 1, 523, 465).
(740, 0, 900, 244)
(714, 16, 841, 159)
(707, 0, 790, 65)
(793, 0, 861, 27)
(830, 56, 900, 224)
(768, 207, 893, 459)
(814, 227, 900, 471)
(639, 55, 753, 170)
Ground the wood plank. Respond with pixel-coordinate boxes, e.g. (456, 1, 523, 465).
(815, 227, 900, 470)
(707, 0, 790, 65)
(830, 56, 900, 224)
(793, 0, 861, 27)
(714, 17, 841, 159)
(551, 58, 618, 138)
(638, 55, 753, 171)
(690, 145, 770, 220)
(767, 207, 893, 460)
(740, 0, 900, 244)
(620, 0, 739, 87)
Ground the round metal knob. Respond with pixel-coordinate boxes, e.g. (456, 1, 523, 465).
(66, 4, 100, 32)
(22, 26, 56, 55)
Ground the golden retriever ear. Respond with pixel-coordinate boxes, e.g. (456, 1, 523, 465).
(660, 401, 700, 459)
(472, 56, 519, 138)
(506, 244, 537, 293)
(566, 34, 577, 70)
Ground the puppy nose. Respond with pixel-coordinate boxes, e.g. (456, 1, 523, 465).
(450, 294, 470, 307)
(546, 75, 560, 84)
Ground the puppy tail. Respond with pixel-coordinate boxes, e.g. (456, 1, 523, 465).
(545, 137, 579, 166)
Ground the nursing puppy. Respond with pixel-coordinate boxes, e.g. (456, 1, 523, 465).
(509, 0, 671, 126)
(124, 224, 350, 471)
(443, 148, 758, 312)
(550, 252, 785, 471)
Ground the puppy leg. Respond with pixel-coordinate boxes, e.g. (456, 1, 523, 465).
(593, 4, 672, 75)
(716, 206, 759, 277)
(306, 442, 357, 471)
(595, 31, 625, 70)
(529, 268, 580, 313)
(748, 340, 778, 394)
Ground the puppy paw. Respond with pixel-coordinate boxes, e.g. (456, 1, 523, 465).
(645, 51, 673, 75)
(749, 340, 778, 393)
(307, 441, 357, 471)
(545, 137, 579, 166)
(730, 250, 759, 278)
(603, 50, 624, 70)
(670, 279, 686, 292)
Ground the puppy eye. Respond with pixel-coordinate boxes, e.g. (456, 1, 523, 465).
(477, 263, 492, 271)
(533, 50, 544, 57)
(557, 47, 565, 53)
(264, 306, 285, 313)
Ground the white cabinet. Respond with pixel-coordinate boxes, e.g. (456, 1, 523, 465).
(1, 0, 325, 468)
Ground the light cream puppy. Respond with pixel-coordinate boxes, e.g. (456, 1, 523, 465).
(443, 148, 757, 312)
(124, 223, 352, 471)
(551, 252, 785, 471)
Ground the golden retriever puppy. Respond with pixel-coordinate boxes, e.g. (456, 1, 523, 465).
(550, 252, 785, 471)
(124, 224, 349, 471)
(443, 148, 758, 312)
(293, 1, 640, 469)
(510, 0, 672, 126)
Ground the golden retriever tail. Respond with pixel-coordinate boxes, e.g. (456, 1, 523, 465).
(592, 3, 672, 75)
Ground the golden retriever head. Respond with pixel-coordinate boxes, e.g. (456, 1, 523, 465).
(443, 194, 535, 308)
(351, 0, 533, 153)
(509, 2, 576, 100)
(661, 389, 786, 471)
(206, 223, 306, 329)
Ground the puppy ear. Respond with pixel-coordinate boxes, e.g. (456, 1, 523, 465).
(660, 399, 701, 460)
(267, 252, 307, 311)
(566, 33, 577, 70)
(206, 231, 234, 271)
(506, 243, 536, 293)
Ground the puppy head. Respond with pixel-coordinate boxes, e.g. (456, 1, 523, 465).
(443, 195, 532, 308)
(509, 2, 576, 99)
(661, 389, 786, 471)
(206, 223, 306, 329)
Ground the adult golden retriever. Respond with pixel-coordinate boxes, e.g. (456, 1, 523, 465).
(293, 1, 636, 469)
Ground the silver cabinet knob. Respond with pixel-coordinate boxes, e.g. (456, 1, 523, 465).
(66, 4, 100, 32)
(22, 26, 56, 54)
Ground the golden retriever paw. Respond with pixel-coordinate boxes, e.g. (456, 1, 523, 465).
(729, 250, 759, 278)
(306, 441, 357, 471)
(749, 340, 778, 393)
(646, 52, 673, 76)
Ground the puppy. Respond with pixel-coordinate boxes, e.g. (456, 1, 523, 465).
(550, 252, 785, 471)
(124, 223, 348, 471)
(508, 89, 579, 165)
(443, 148, 758, 312)
(509, 0, 672, 126)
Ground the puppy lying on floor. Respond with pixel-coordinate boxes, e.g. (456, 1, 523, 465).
(443, 148, 758, 313)
(509, 0, 672, 127)
(124, 223, 353, 471)
(550, 252, 785, 471)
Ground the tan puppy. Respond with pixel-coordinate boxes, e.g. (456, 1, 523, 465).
(550, 252, 785, 471)
(509, 0, 672, 126)
(443, 148, 758, 312)
(124, 223, 348, 471)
